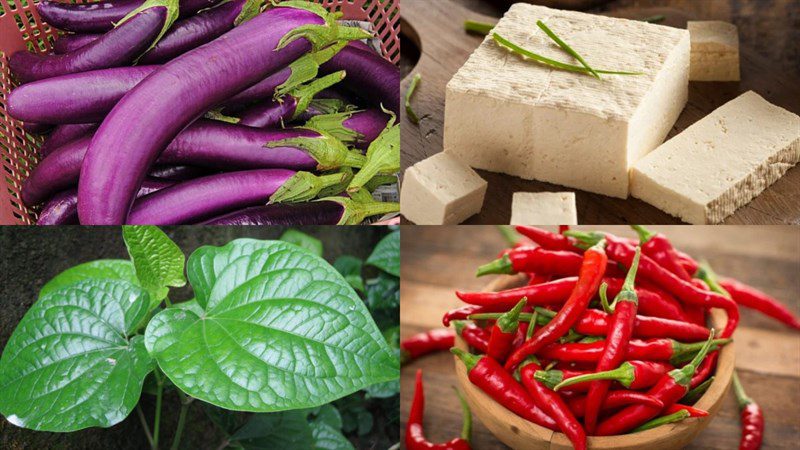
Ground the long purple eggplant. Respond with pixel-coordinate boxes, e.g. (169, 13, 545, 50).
(79, 2, 368, 224)
(11, 0, 178, 83)
(148, 165, 211, 181)
(23, 119, 362, 206)
(238, 71, 346, 128)
(126, 169, 346, 224)
(8, 66, 158, 124)
(37, 0, 221, 33)
(53, 34, 102, 54)
(22, 122, 52, 135)
(39, 123, 96, 157)
(319, 42, 400, 114)
(305, 108, 389, 150)
(203, 196, 399, 225)
(139, 0, 261, 64)
(37, 178, 173, 225)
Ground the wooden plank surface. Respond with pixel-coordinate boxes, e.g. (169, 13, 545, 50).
(399, 0, 800, 225)
(399, 226, 800, 449)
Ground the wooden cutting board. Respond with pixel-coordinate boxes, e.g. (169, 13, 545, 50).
(400, 0, 800, 225)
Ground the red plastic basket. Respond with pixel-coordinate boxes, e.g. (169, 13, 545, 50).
(0, 0, 400, 225)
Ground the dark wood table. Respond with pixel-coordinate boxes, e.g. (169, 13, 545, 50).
(400, 0, 800, 225)
(400, 226, 800, 449)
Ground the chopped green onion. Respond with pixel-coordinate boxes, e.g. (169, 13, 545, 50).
(464, 20, 495, 36)
(642, 14, 666, 23)
(536, 20, 600, 79)
(492, 33, 644, 77)
(405, 73, 422, 125)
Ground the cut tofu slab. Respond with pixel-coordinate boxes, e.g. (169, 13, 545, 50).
(510, 192, 577, 225)
(688, 21, 740, 81)
(443, 3, 690, 198)
(400, 152, 487, 224)
(631, 91, 800, 224)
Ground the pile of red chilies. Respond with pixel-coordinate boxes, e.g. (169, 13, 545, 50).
(401, 226, 791, 449)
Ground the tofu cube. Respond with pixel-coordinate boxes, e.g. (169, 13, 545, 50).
(631, 91, 800, 224)
(510, 192, 577, 225)
(444, 3, 690, 198)
(400, 152, 487, 224)
(688, 21, 740, 81)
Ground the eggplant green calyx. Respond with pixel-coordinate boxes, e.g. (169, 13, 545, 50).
(405, 73, 422, 125)
(265, 130, 365, 170)
(268, 171, 347, 204)
(347, 111, 399, 193)
(276, 41, 347, 98)
(276, 1, 372, 52)
(118, 0, 180, 55)
(305, 110, 364, 143)
(289, 70, 346, 119)
(234, 0, 265, 25)
(318, 196, 399, 225)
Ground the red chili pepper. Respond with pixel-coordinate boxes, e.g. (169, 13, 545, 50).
(558, 225, 570, 234)
(401, 329, 455, 364)
(732, 371, 764, 450)
(551, 360, 674, 392)
(663, 403, 708, 418)
(569, 232, 739, 339)
(487, 299, 526, 362)
(533, 368, 591, 391)
(537, 337, 731, 365)
(605, 278, 688, 322)
(519, 357, 586, 450)
(443, 305, 507, 327)
(453, 321, 490, 354)
(595, 330, 717, 435)
(631, 225, 692, 281)
(515, 226, 577, 251)
(690, 351, 717, 389)
(451, 348, 557, 430)
(526, 272, 552, 285)
(455, 277, 579, 309)
(505, 241, 609, 371)
(567, 391, 665, 417)
(675, 250, 699, 275)
(720, 277, 800, 330)
(476, 247, 586, 277)
(406, 369, 472, 450)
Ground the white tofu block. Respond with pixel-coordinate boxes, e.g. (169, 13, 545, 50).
(688, 21, 740, 81)
(400, 152, 487, 224)
(444, 3, 690, 198)
(631, 91, 800, 224)
(510, 192, 577, 225)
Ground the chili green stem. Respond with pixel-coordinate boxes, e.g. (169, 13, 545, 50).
(136, 404, 155, 448)
(496, 299, 527, 333)
(732, 371, 754, 408)
(599, 282, 613, 313)
(492, 33, 644, 76)
(464, 20, 495, 35)
(554, 361, 636, 390)
(526, 311, 538, 340)
(671, 337, 732, 366)
(633, 409, 690, 432)
(451, 347, 480, 371)
(453, 387, 473, 442)
(405, 73, 422, 125)
(695, 261, 732, 299)
(497, 225, 522, 246)
(170, 394, 193, 450)
(476, 254, 513, 277)
(671, 329, 716, 386)
(153, 371, 164, 450)
(630, 225, 655, 243)
(536, 20, 600, 79)
(534, 369, 565, 389)
(681, 376, 715, 404)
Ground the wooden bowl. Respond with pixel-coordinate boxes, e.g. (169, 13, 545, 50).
(453, 274, 735, 450)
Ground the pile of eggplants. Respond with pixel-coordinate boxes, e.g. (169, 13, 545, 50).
(8, 0, 400, 225)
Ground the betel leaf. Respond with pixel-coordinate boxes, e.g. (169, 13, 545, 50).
(333, 255, 364, 293)
(310, 405, 354, 450)
(38, 259, 137, 299)
(0, 279, 154, 432)
(123, 226, 186, 308)
(279, 229, 323, 257)
(229, 411, 314, 449)
(366, 231, 399, 276)
(145, 239, 399, 412)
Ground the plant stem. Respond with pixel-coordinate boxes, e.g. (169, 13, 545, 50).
(464, 20, 494, 35)
(215, 440, 230, 450)
(536, 20, 600, 79)
(153, 371, 165, 450)
(136, 404, 155, 448)
(170, 394, 193, 450)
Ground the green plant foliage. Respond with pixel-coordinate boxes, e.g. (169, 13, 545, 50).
(38, 259, 137, 299)
(228, 410, 314, 449)
(0, 279, 154, 432)
(333, 255, 364, 292)
(279, 229, 324, 256)
(123, 226, 186, 307)
(365, 230, 399, 276)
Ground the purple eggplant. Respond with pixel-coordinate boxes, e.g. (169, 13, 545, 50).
(23, 135, 91, 206)
(148, 165, 211, 181)
(319, 42, 400, 114)
(22, 122, 52, 135)
(53, 34, 102, 54)
(39, 123, 96, 157)
(11, 0, 178, 83)
(139, 0, 261, 64)
(78, 3, 368, 224)
(237, 71, 346, 128)
(305, 108, 390, 150)
(126, 169, 347, 224)
(37, 0, 222, 33)
(203, 196, 399, 225)
(37, 178, 173, 225)
(8, 66, 158, 124)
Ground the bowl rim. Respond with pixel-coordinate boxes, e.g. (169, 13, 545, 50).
(453, 273, 735, 449)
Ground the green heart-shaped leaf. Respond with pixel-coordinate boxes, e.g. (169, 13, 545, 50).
(123, 226, 186, 308)
(333, 256, 364, 293)
(146, 239, 399, 412)
(279, 229, 323, 256)
(38, 259, 137, 299)
(310, 405, 353, 450)
(230, 411, 314, 449)
(0, 279, 154, 432)
(366, 231, 399, 276)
